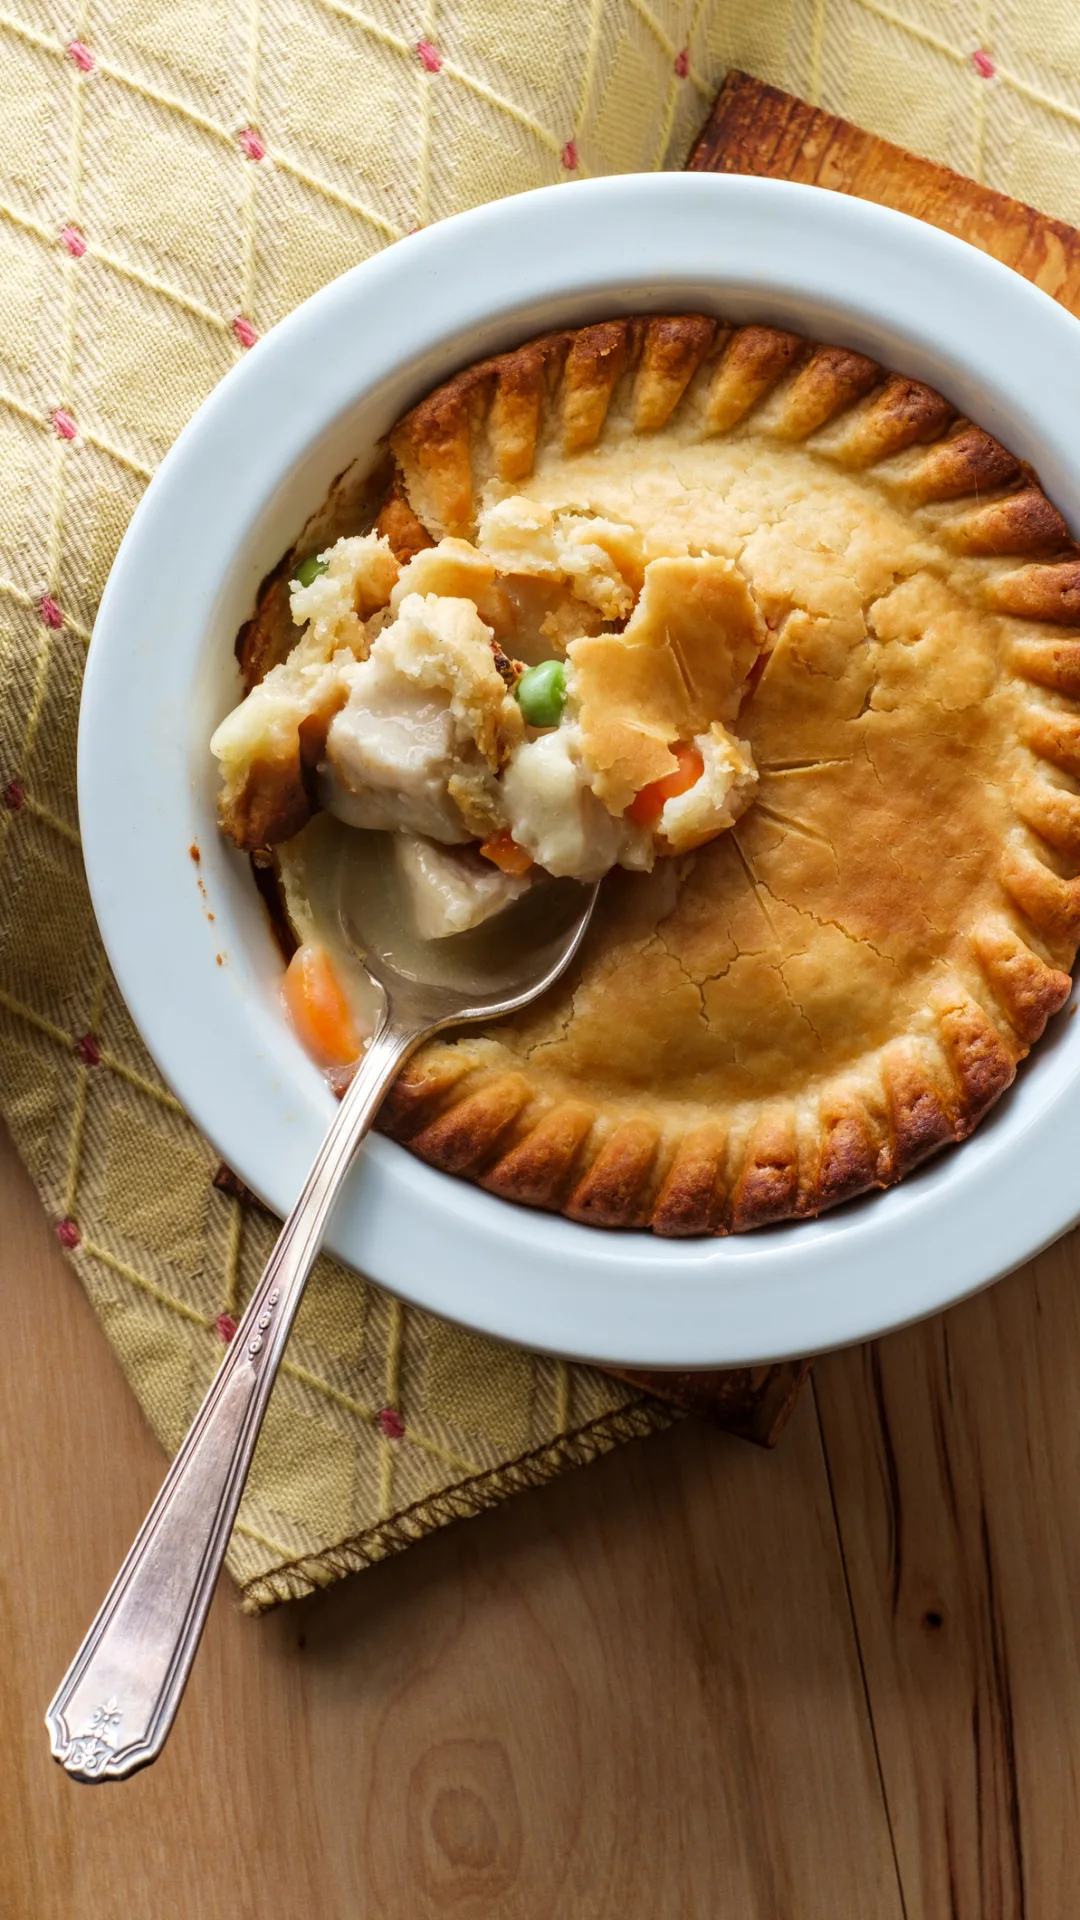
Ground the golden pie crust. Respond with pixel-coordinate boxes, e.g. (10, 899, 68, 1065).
(240, 315, 1080, 1234)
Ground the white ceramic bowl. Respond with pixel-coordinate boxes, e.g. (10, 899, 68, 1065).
(79, 173, 1080, 1368)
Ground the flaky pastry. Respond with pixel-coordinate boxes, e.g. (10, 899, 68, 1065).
(225, 316, 1080, 1234)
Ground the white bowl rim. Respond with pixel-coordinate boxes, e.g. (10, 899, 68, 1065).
(78, 171, 1080, 1369)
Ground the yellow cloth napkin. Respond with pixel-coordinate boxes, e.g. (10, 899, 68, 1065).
(1, 0, 1078, 1610)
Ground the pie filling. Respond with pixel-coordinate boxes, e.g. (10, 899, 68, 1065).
(211, 497, 767, 937)
(211, 315, 1080, 1235)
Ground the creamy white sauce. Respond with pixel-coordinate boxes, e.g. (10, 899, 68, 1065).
(500, 725, 651, 881)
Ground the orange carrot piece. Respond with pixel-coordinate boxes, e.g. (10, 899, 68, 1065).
(627, 741, 705, 827)
(282, 944, 362, 1069)
(479, 829, 534, 876)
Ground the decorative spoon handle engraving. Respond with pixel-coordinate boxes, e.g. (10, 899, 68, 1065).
(46, 1020, 416, 1781)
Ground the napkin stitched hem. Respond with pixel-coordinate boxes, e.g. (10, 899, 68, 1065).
(238, 1394, 678, 1612)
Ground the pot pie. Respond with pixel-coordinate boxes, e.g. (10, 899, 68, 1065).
(212, 314, 1080, 1235)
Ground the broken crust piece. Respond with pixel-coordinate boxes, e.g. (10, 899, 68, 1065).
(477, 496, 645, 618)
(568, 555, 768, 812)
(291, 531, 400, 648)
(213, 532, 399, 849)
(389, 537, 514, 640)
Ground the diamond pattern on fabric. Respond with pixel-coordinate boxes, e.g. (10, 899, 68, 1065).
(2, 0, 1080, 1607)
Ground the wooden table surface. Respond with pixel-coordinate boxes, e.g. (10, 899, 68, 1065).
(3, 1111, 1079, 1918)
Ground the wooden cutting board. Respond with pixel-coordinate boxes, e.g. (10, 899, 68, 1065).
(620, 70, 1080, 1440)
(690, 69, 1080, 310)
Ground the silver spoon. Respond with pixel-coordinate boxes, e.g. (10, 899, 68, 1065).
(46, 867, 599, 1781)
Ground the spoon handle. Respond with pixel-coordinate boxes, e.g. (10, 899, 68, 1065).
(45, 1018, 419, 1782)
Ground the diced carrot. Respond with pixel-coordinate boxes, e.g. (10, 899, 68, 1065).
(282, 944, 362, 1069)
(627, 741, 705, 827)
(479, 829, 534, 876)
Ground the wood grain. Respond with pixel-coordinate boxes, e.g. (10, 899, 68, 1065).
(0, 1123, 901, 1918)
(815, 1252, 1080, 1920)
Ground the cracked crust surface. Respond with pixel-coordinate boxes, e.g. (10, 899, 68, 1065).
(264, 315, 1080, 1233)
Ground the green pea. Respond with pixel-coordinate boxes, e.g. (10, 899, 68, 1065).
(515, 658, 567, 728)
(293, 554, 329, 587)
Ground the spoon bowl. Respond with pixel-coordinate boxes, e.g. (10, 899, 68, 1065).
(333, 827, 599, 1028)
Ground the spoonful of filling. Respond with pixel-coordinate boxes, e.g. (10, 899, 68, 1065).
(211, 496, 768, 940)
